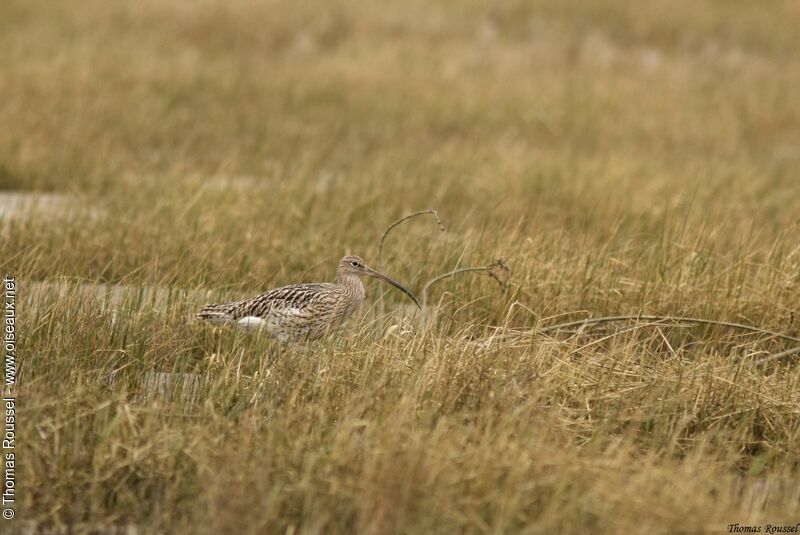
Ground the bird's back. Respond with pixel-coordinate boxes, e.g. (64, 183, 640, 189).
(197, 281, 364, 341)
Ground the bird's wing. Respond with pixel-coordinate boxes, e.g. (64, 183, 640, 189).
(232, 283, 342, 318)
(197, 301, 242, 323)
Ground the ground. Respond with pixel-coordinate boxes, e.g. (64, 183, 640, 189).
(2, 0, 800, 533)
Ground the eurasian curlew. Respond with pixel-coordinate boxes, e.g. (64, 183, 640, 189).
(197, 255, 420, 342)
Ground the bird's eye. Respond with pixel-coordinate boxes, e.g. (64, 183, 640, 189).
(351, 261, 359, 267)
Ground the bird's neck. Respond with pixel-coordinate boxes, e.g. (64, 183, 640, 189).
(338, 272, 366, 299)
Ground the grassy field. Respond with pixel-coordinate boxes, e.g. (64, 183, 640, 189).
(3, 0, 800, 532)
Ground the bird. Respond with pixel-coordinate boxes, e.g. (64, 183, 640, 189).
(197, 255, 420, 342)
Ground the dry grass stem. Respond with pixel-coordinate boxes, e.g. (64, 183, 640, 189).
(377, 209, 446, 267)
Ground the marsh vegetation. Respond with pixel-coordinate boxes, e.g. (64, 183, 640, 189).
(3, 0, 800, 532)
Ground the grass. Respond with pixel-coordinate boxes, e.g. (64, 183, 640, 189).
(3, 0, 800, 532)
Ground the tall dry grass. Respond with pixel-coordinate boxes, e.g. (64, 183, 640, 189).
(3, 0, 800, 532)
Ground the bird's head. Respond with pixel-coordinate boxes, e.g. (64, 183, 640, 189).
(337, 255, 421, 308)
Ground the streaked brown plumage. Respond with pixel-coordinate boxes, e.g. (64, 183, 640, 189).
(197, 255, 420, 342)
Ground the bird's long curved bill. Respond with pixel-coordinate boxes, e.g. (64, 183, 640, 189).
(366, 268, 421, 308)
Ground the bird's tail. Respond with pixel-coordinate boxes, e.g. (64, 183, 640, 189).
(196, 302, 237, 325)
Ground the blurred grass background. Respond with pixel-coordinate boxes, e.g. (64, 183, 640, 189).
(2, 0, 800, 532)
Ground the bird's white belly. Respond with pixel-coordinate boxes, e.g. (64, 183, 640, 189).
(236, 316, 267, 331)
(237, 306, 356, 342)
